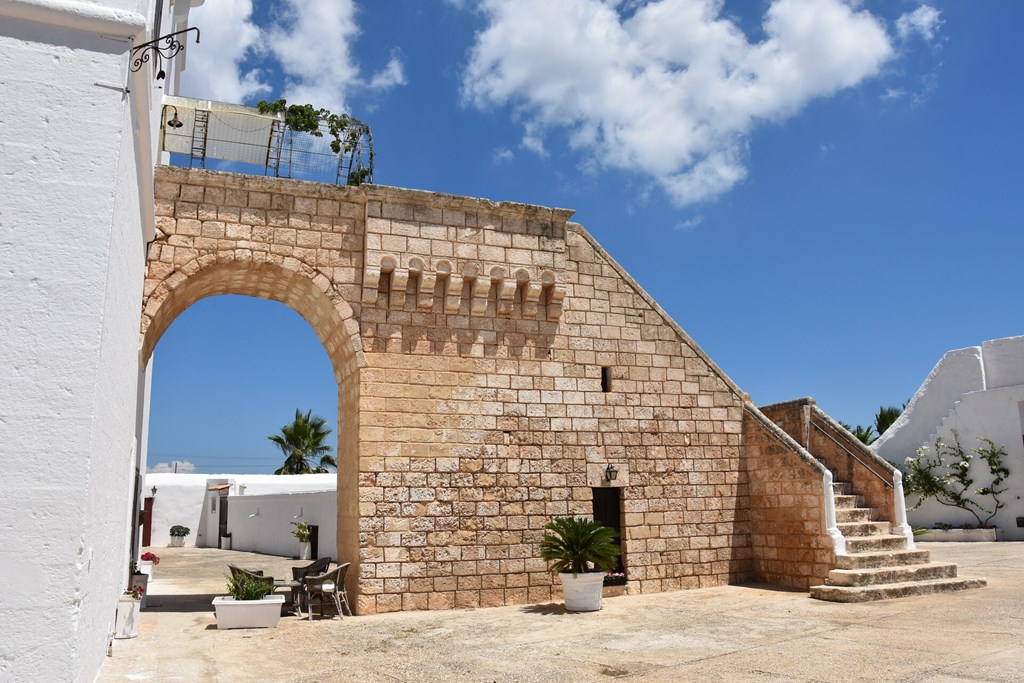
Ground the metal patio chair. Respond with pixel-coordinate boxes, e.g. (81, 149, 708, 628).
(291, 557, 331, 614)
(304, 562, 352, 620)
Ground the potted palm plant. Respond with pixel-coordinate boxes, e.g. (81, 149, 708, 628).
(169, 525, 191, 547)
(291, 521, 312, 560)
(212, 572, 285, 629)
(540, 517, 621, 612)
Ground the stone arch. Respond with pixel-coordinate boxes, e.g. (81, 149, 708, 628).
(140, 251, 364, 607)
(141, 253, 365, 382)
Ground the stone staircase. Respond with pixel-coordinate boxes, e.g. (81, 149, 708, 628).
(810, 480, 986, 602)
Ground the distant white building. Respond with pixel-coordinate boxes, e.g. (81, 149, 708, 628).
(0, 1, 201, 680)
(874, 336, 1024, 540)
(144, 473, 338, 558)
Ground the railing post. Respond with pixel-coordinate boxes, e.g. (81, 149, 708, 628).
(891, 470, 916, 550)
(823, 470, 846, 556)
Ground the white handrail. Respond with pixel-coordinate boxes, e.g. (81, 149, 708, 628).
(823, 470, 846, 556)
(891, 470, 916, 549)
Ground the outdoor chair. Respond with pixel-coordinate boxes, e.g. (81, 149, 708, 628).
(291, 557, 331, 614)
(304, 562, 352, 620)
(291, 557, 331, 583)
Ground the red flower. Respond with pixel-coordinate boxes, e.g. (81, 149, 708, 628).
(141, 552, 160, 565)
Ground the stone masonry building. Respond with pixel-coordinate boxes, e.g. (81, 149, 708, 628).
(144, 165, 966, 614)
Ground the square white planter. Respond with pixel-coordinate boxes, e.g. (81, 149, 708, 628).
(212, 595, 285, 629)
(114, 597, 141, 639)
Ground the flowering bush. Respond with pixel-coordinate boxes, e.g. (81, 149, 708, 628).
(124, 585, 145, 600)
(603, 572, 628, 586)
(141, 552, 160, 565)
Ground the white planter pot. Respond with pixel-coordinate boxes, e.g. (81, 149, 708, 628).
(220, 536, 232, 550)
(920, 528, 1002, 542)
(298, 541, 312, 560)
(131, 574, 149, 609)
(558, 572, 606, 612)
(114, 597, 141, 639)
(169, 536, 185, 547)
(139, 560, 154, 582)
(212, 595, 285, 629)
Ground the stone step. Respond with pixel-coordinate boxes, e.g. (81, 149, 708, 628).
(836, 550, 931, 570)
(832, 481, 852, 495)
(834, 494, 860, 509)
(844, 534, 908, 553)
(837, 521, 891, 537)
(810, 576, 987, 603)
(835, 507, 875, 523)
(826, 562, 958, 587)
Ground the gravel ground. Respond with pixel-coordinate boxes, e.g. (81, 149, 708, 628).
(98, 542, 1024, 682)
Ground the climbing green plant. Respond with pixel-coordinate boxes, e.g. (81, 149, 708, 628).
(256, 99, 372, 185)
(903, 430, 1009, 528)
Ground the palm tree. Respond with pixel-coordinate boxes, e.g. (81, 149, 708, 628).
(268, 409, 336, 474)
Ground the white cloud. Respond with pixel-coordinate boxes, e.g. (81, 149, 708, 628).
(881, 87, 906, 101)
(493, 147, 515, 162)
(896, 5, 942, 42)
(180, 0, 269, 103)
(463, 0, 895, 206)
(148, 460, 196, 474)
(675, 215, 704, 231)
(181, 0, 405, 113)
(368, 56, 407, 90)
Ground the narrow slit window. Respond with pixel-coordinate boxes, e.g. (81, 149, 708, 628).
(601, 366, 611, 393)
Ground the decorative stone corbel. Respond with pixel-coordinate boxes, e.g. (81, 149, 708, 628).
(541, 270, 566, 321)
(491, 267, 516, 317)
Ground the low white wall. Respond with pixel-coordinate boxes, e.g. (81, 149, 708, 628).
(145, 473, 337, 548)
(227, 491, 338, 561)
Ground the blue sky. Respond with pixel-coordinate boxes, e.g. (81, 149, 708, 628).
(147, 1, 1024, 474)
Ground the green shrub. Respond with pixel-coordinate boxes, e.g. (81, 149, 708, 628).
(227, 572, 272, 601)
(169, 525, 191, 537)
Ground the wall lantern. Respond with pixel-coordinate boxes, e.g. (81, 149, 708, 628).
(165, 105, 183, 129)
(150, 485, 157, 497)
(604, 463, 619, 482)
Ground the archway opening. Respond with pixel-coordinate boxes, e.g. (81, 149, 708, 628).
(139, 258, 363, 615)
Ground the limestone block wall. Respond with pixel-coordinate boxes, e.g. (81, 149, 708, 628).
(743, 408, 834, 589)
(144, 166, 836, 614)
(353, 189, 753, 613)
(762, 399, 895, 524)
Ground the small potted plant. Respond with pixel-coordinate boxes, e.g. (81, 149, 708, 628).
(169, 525, 191, 547)
(540, 517, 621, 612)
(212, 572, 285, 629)
(291, 521, 312, 560)
(139, 552, 160, 581)
(114, 584, 145, 638)
(130, 561, 149, 608)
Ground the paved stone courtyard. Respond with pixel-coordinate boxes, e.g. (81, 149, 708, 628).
(99, 542, 1022, 682)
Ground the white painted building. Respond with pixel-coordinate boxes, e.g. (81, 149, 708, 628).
(0, 1, 201, 680)
(875, 336, 1024, 540)
(144, 473, 337, 558)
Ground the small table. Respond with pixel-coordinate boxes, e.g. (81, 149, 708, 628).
(273, 579, 303, 615)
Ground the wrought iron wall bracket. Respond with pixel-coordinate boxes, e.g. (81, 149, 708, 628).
(130, 27, 200, 80)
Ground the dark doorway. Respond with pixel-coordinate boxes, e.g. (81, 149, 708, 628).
(218, 494, 229, 540)
(142, 497, 154, 547)
(592, 487, 624, 572)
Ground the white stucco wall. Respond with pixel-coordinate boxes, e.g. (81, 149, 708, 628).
(980, 336, 1024, 391)
(875, 337, 1024, 540)
(228, 491, 338, 561)
(0, 1, 195, 680)
(144, 473, 337, 550)
(873, 346, 985, 459)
